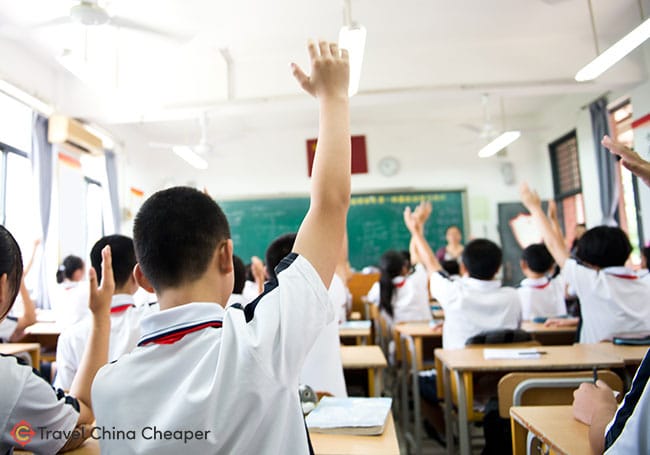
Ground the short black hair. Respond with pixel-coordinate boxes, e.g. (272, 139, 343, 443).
(441, 259, 460, 276)
(575, 226, 631, 268)
(133, 187, 231, 291)
(91, 235, 136, 289)
(0, 225, 23, 319)
(521, 243, 555, 274)
(56, 255, 84, 284)
(232, 255, 246, 295)
(461, 239, 502, 280)
(265, 233, 297, 282)
(642, 245, 650, 265)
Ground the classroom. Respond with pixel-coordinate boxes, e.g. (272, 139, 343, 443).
(0, 0, 649, 454)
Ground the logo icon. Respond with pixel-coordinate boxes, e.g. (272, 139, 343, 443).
(11, 420, 35, 447)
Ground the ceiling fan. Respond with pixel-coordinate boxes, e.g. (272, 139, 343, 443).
(459, 94, 521, 158)
(28, 0, 189, 43)
(149, 113, 215, 170)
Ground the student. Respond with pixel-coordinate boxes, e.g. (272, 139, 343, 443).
(517, 243, 567, 320)
(520, 183, 650, 343)
(440, 259, 460, 279)
(404, 202, 521, 349)
(52, 255, 90, 328)
(0, 278, 36, 343)
(92, 40, 351, 454)
(568, 134, 650, 455)
(0, 225, 113, 453)
(226, 255, 247, 307)
(55, 235, 142, 390)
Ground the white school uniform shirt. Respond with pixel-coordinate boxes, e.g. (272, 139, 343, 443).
(51, 281, 90, 329)
(517, 276, 567, 320)
(0, 354, 80, 454)
(562, 259, 650, 343)
(54, 294, 143, 390)
(329, 273, 351, 324)
(430, 273, 522, 349)
(242, 280, 260, 302)
(92, 253, 332, 455)
(365, 264, 432, 324)
(0, 316, 18, 342)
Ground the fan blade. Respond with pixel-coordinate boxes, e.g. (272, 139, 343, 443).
(458, 123, 482, 134)
(109, 16, 191, 43)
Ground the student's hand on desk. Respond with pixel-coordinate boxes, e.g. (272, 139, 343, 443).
(291, 40, 349, 101)
(602, 135, 650, 187)
(572, 380, 618, 426)
(89, 246, 115, 317)
(520, 183, 542, 212)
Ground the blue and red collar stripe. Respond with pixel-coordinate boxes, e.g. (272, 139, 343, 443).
(111, 304, 135, 314)
(138, 320, 223, 346)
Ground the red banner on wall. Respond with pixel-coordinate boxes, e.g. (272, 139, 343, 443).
(306, 135, 368, 177)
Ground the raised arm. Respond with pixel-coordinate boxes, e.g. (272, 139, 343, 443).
(291, 41, 351, 287)
(9, 278, 36, 341)
(404, 202, 442, 274)
(547, 200, 564, 239)
(69, 246, 114, 425)
(602, 135, 650, 187)
(520, 183, 569, 268)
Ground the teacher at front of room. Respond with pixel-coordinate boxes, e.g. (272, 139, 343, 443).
(435, 225, 464, 262)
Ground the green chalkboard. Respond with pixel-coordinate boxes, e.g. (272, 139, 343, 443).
(218, 190, 467, 270)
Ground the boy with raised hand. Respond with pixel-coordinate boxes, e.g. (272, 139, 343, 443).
(91, 40, 350, 454)
(520, 183, 650, 343)
(0, 229, 114, 454)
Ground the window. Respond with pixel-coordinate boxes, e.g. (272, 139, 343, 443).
(85, 177, 105, 256)
(549, 131, 585, 247)
(609, 100, 642, 265)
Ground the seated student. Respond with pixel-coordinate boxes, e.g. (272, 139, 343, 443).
(0, 278, 36, 343)
(0, 225, 113, 453)
(226, 255, 247, 307)
(404, 202, 521, 349)
(569, 134, 650, 454)
(55, 235, 142, 391)
(520, 183, 650, 343)
(517, 243, 567, 320)
(265, 232, 347, 397)
(52, 255, 90, 328)
(440, 259, 461, 279)
(92, 40, 351, 454)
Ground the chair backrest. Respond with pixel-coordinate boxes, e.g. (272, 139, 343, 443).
(497, 370, 624, 418)
(347, 273, 380, 315)
(465, 329, 533, 346)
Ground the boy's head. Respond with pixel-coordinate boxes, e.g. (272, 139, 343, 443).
(441, 259, 460, 276)
(520, 243, 555, 277)
(0, 225, 23, 320)
(232, 255, 246, 295)
(461, 239, 502, 280)
(91, 235, 137, 294)
(575, 226, 631, 268)
(133, 187, 233, 297)
(265, 233, 297, 282)
(642, 244, 650, 269)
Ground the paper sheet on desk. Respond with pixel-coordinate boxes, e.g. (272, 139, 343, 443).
(483, 348, 542, 359)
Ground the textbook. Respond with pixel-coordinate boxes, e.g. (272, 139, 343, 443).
(306, 397, 392, 435)
(339, 320, 372, 330)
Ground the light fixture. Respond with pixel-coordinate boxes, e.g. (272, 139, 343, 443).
(575, 2, 650, 81)
(173, 146, 208, 170)
(478, 131, 521, 158)
(0, 79, 54, 116)
(338, 0, 366, 96)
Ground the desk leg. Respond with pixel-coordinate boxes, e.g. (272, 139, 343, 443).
(414, 337, 423, 372)
(454, 370, 471, 455)
(30, 348, 41, 371)
(442, 364, 454, 455)
(510, 416, 527, 455)
(400, 337, 411, 449)
(368, 368, 375, 397)
(374, 367, 383, 397)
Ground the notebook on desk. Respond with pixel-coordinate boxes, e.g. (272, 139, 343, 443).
(612, 332, 650, 346)
(306, 397, 392, 435)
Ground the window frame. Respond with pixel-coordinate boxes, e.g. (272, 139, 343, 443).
(0, 140, 29, 226)
(548, 130, 584, 233)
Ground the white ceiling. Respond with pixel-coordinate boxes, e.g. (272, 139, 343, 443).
(0, 0, 648, 145)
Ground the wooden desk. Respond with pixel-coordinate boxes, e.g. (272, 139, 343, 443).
(521, 322, 577, 346)
(310, 412, 400, 455)
(340, 345, 387, 397)
(510, 405, 590, 455)
(436, 344, 624, 455)
(339, 321, 372, 345)
(0, 343, 41, 368)
(395, 322, 443, 371)
(584, 342, 649, 366)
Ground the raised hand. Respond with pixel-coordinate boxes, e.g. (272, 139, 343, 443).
(291, 41, 350, 101)
(520, 183, 542, 213)
(403, 207, 421, 233)
(602, 135, 650, 187)
(89, 245, 114, 316)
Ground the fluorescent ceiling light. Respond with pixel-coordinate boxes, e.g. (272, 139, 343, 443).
(575, 18, 650, 81)
(478, 131, 521, 158)
(0, 79, 54, 116)
(338, 24, 366, 96)
(173, 145, 208, 170)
